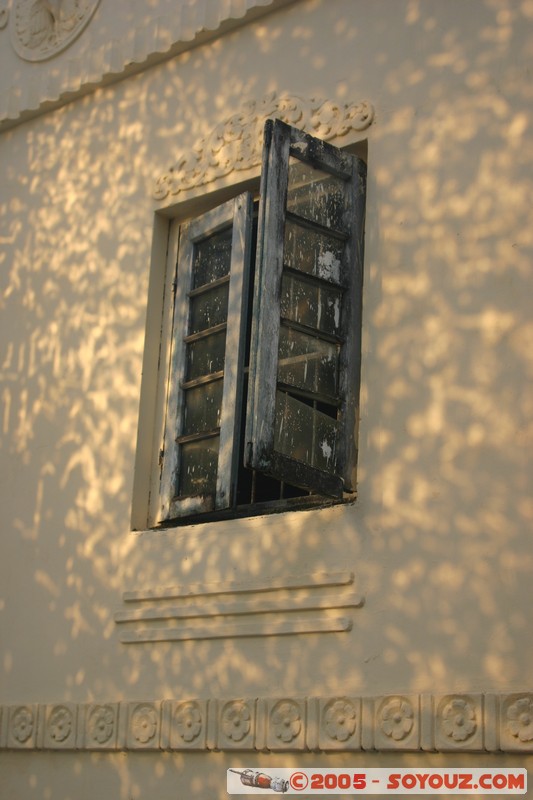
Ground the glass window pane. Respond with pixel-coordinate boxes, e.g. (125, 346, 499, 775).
(287, 157, 346, 230)
(182, 380, 223, 436)
(274, 391, 338, 472)
(278, 326, 339, 397)
(284, 221, 344, 284)
(281, 274, 342, 336)
(179, 437, 219, 497)
(189, 282, 229, 334)
(192, 228, 232, 288)
(186, 330, 226, 380)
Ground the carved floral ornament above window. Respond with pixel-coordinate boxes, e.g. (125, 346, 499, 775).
(153, 92, 375, 201)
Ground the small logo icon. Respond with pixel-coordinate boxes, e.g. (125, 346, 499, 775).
(229, 769, 289, 793)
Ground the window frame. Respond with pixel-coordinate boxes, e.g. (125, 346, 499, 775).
(158, 194, 253, 523)
(152, 119, 366, 527)
(245, 119, 366, 498)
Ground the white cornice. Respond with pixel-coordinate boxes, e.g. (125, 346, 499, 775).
(0, 0, 291, 131)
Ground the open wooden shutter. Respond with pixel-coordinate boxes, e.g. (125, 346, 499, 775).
(159, 193, 253, 522)
(245, 119, 366, 497)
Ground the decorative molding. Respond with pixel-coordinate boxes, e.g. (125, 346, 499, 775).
(1, 693, 532, 753)
(84, 703, 119, 749)
(267, 698, 305, 750)
(116, 594, 363, 624)
(122, 570, 355, 602)
(375, 695, 418, 751)
(166, 699, 207, 750)
(435, 694, 483, 752)
(10, 0, 101, 62)
(153, 93, 374, 201)
(218, 699, 255, 749)
(115, 571, 363, 643)
(7, 705, 38, 749)
(42, 703, 77, 749)
(319, 697, 359, 750)
(118, 617, 353, 644)
(127, 702, 161, 750)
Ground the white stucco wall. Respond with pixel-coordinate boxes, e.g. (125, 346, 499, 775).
(0, 0, 532, 797)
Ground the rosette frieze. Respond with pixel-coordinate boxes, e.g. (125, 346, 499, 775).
(1, 693, 532, 753)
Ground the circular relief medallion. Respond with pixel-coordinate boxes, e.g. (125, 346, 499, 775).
(271, 700, 302, 744)
(0, 6, 9, 30)
(48, 705, 73, 742)
(175, 702, 202, 744)
(10, 0, 100, 62)
(11, 706, 35, 744)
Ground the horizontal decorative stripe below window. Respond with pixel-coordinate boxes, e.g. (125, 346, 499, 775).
(119, 616, 352, 644)
(115, 571, 362, 642)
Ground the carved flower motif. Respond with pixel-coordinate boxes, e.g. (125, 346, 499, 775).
(345, 100, 374, 131)
(312, 100, 349, 138)
(175, 702, 202, 743)
(277, 96, 305, 127)
(222, 701, 251, 742)
(271, 701, 302, 744)
(11, 706, 34, 743)
(324, 699, 357, 742)
(49, 706, 73, 742)
(223, 116, 242, 144)
(88, 705, 115, 745)
(441, 698, 477, 742)
(131, 705, 158, 745)
(380, 698, 414, 741)
(506, 697, 533, 742)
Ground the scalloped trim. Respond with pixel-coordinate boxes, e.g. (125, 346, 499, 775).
(0, 0, 279, 127)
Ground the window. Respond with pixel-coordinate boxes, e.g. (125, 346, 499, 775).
(156, 119, 366, 525)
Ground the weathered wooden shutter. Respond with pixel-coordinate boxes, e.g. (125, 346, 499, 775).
(245, 119, 366, 497)
(159, 193, 253, 521)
